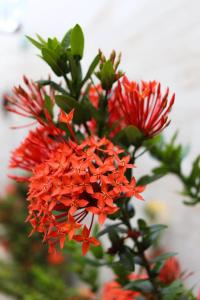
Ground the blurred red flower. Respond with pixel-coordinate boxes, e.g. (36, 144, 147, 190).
(5, 76, 55, 121)
(102, 273, 145, 300)
(47, 251, 65, 265)
(159, 257, 181, 284)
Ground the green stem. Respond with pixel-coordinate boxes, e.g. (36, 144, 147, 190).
(122, 207, 161, 299)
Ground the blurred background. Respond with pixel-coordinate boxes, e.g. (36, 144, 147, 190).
(0, 0, 200, 298)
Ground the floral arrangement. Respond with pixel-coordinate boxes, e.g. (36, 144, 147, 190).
(4, 24, 200, 299)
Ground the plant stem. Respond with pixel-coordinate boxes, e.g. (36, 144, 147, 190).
(122, 207, 161, 299)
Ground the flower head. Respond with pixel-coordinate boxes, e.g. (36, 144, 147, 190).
(27, 137, 144, 254)
(109, 76, 175, 138)
(5, 76, 55, 121)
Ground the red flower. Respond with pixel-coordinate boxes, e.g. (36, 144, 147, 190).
(9, 126, 61, 182)
(102, 274, 144, 300)
(73, 226, 100, 255)
(47, 251, 64, 265)
(27, 136, 144, 254)
(159, 257, 181, 284)
(5, 76, 55, 121)
(109, 76, 175, 138)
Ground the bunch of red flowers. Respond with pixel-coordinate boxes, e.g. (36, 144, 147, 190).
(7, 77, 146, 254)
(6, 57, 174, 255)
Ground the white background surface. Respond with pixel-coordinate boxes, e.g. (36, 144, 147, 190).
(0, 0, 200, 297)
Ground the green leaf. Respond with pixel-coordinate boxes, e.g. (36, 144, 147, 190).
(26, 36, 43, 50)
(70, 24, 84, 59)
(162, 280, 184, 300)
(61, 29, 72, 49)
(90, 245, 104, 259)
(82, 54, 100, 85)
(151, 252, 177, 264)
(44, 95, 53, 117)
(125, 279, 153, 293)
(115, 125, 144, 146)
(97, 222, 123, 238)
(137, 166, 168, 185)
(55, 95, 91, 124)
(37, 80, 67, 94)
(119, 246, 135, 272)
(41, 48, 63, 76)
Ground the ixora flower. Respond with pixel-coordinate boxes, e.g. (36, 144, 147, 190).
(5, 76, 55, 121)
(109, 76, 175, 138)
(27, 136, 144, 255)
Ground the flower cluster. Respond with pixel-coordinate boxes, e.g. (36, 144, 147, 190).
(27, 137, 144, 254)
(109, 76, 175, 137)
(5, 76, 55, 120)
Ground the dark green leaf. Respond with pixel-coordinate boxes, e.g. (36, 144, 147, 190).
(61, 29, 72, 49)
(44, 95, 53, 117)
(26, 36, 43, 50)
(125, 279, 153, 293)
(151, 252, 177, 264)
(115, 125, 144, 147)
(70, 24, 84, 59)
(119, 246, 135, 271)
(97, 222, 123, 238)
(37, 80, 67, 94)
(41, 48, 63, 76)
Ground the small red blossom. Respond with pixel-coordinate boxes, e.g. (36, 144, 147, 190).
(27, 136, 144, 254)
(109, 76, 175, 138)
(159, 257, 181, 284)
(73, 226, 100, 255)
(5, 76, 55, 121)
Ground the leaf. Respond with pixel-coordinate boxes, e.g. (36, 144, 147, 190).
(90, 244, 104, 259)
(119, 246, 135, 272)
(44, 95, 53, 117)
(61, 29, 72, 49)
(82, 54, 100, 85)
(37, 80, 67, 94)
(55, 95, 91, 124)
(137, 166, 168, 185)
(162, 280, 184, 300)
(115, 125, 144, 146)
(151, 252, 177, 264)
(97, 222, 123, 238)
(70, 24, 84, 59)
(125, 279, 153, 293)
(41, 48, 63, 76)
(26, 36, 43, 50)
